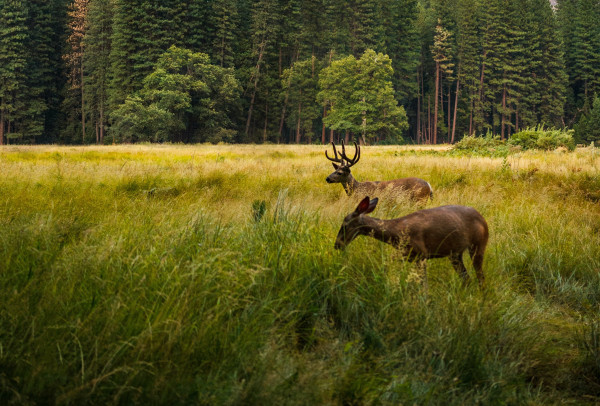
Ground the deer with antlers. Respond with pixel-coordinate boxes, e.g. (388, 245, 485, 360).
(335, 196, 488, 288)
(325, 141, 433, 202)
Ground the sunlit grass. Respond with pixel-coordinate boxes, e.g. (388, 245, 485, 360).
(0, 144, 599, 404)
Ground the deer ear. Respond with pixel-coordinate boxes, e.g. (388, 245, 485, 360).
(332, 162, 340, 170)
(356, 196, 371, 214)
(365, 198, 378, 214)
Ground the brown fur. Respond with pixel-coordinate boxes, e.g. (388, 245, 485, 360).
(335, 197, 488, 286)
(325, 142, 432, 202)
(326, 169, 432, 202)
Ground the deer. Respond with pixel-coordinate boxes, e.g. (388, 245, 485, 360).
(325, 141, 433, 202)
(334, 196, 488, 288)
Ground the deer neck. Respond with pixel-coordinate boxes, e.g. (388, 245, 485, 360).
(342, 175, 360, 196)
(359, 216, 403, 246)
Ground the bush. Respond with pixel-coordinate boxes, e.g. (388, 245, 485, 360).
(453, 128, 575, 156)
(509, 127, 575, 151)
(452, 133, 510, 157)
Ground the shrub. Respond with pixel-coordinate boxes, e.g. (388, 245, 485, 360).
(509, 127, 575, 151)
(452, 133, 509, 156)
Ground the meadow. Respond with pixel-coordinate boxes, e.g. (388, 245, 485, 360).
(1, 143, 599, 405)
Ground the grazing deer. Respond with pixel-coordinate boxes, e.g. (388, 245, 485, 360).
(335, 196, 488, 287)
(325, 141, 433, 202)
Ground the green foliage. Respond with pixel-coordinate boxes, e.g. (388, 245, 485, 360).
(452, 127, 575, 156)
(0, 0, 597, 145)
(574, 94, 600, 144)
(318, 49, 408, 144)
(112, 46, 241, 143)
(0, 0, 28, 144)
(452, 133, 509, 156)
(84, 0, 112, 145)
(281, 57, 321, 143)
(558, 0, 600, 119)
(509, 127, 575, 151)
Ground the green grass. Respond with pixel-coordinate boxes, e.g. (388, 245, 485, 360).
(0, 144, 599, 404)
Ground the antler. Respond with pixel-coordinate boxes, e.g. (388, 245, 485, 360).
(340, 140, 360, 168)
(325, 141, 361, 167)
(325, 142, 344, 164)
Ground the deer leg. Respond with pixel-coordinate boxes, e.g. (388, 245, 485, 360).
(450, 252, 471, 285)
(469, 246, 485, 288)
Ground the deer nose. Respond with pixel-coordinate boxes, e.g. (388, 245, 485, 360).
(326, 177, 333, 183)
(334, 241, 344, 250)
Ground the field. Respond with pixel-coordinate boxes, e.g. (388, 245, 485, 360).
(1, 144, 599, 405)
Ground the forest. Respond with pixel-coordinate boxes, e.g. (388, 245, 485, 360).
(1, 0, 600, 145)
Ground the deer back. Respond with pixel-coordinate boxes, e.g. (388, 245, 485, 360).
(355, 177, 433, 202)
(391, 205, 488, 258)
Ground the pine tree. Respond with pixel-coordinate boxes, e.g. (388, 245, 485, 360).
(64, 0, 89, 144)
(244, 0, 281, 140)
(376, 0, 419, 105)
(529, 0, 567, 128)
(281, 57, 321, 143)
(431, 19, 454, 144)
(453, 0, 481, 139)
(109, 0, 183, 113)
(557, 0, 600, 124)
(84, 0, 112, 144)
(211, 0, 239, 68)
(575, 94, 600, 143)
(180, 0, 213, 53)
(0, 0, 28, 145)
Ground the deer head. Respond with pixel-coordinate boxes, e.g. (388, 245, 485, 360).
(325, 141, 360, 184)
(334, 196, 378, 249)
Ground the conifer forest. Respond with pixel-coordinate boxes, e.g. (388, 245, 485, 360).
(1, 0, 599, 145)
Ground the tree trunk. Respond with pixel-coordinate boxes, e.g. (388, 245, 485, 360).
(447, 81, 451, 143)
(99, 103, 104, 144)
(279, 46, 282, 76)
(330, 128, 334, 143)
(417, 69, 421, 144)
(478, 49, 487, 133)
(344, 130, 349, 144)
(452, 78, 459, 143)
(221, 33, 226, 67)
(321, 107, 326, 144)
(278, 85, 290, 144)
(433, 62, 440, 144)
(295, 101, 302, 143)
(263, 91, 269, 143)
(501, 83, 506, 140)
(0, 108, 4, 146)
(81, 60, 86, 144)
(427, 96, 431, 144)
(245, 41, 266, 138)
(469, 90, 474, 136)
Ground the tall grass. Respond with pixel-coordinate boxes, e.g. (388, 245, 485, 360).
(0, 144, 599, 404)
